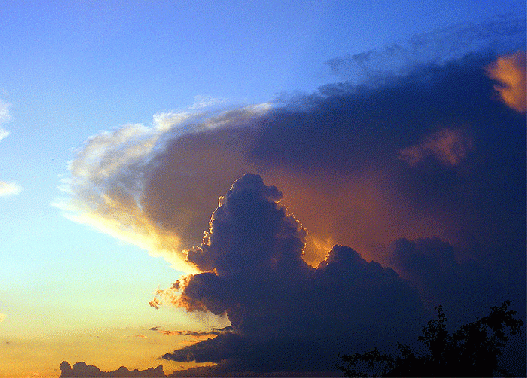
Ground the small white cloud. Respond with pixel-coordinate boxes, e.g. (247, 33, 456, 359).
(0, 128, 9, 142)
(0, 100, 19, 196)
(0, 100, 11, 125)
(0, 100, 12, 142)
(0, 182, 22, 197)
(189, 95, 227, 110)
(153, 111, 193, 131)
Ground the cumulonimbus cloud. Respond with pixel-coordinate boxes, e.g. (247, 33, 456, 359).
(159, 174, 424, 372)
(60, 49, 525, 280)
(157, 172, 523, 373)
(58, 20, 525, 375)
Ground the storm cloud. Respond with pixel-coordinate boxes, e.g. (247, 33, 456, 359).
(60, 20, 525, 275)
(59, 17, 525, 375)
(161, 174, 424, 372)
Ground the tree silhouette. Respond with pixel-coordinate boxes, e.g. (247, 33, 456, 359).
(338, 301, 523, 377)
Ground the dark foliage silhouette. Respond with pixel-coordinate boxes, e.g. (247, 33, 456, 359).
(338, 301, 523, 377)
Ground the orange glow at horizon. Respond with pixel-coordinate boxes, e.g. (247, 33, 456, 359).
(0, 327, 219, 378)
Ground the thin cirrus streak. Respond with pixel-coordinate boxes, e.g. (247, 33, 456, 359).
(0, 128, 8, 142)
(326, 15, 525, 82)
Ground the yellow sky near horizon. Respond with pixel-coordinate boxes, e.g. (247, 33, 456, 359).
(0, 325, 220, 378)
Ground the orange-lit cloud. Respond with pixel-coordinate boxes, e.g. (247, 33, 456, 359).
(150, 281, 183, 309)
(59, 53, 520, 275)
(0, 128, 8, 142)
(60, 51, 524, 311)
(486, 51, 526, 113)
(398, 128, 473, 167)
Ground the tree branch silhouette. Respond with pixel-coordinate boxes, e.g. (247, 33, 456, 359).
(338, 301, 523, 377)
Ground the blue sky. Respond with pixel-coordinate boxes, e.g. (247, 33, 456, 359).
(0, 1, 524, 376)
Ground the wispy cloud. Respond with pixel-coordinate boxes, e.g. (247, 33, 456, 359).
(326, 14, 525, 83)
(0, 182, 22, 197)
(57, 119, 196, 272)
(399, 128, 473, 166)
(0, 100, 11, 142)
(188, 95, 227, 110)
(0, 100, 11, 124)
(0, 128, 9, 142)
(149, 326, 228, 338)
(0, 99, 21, 197)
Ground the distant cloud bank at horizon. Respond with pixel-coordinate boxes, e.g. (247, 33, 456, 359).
(59, 16, 525, 375)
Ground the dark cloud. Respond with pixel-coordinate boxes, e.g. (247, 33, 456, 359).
(161, 171, 525, 374)
(60, 361, 165, 377)
(63, 29, 525, 276)
(161, 174, 424, 373)
(61, 16, 526, 376)
(248, 51, 526, 277)
(388, 238, 509, 325)
(133, 48, 526, 271)
(141, 126, 258, 252)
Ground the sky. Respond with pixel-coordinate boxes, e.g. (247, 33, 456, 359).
(0, 1, 525, 377)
